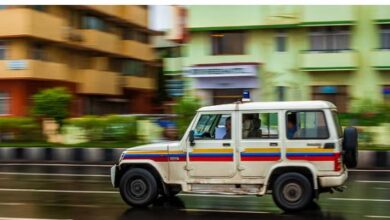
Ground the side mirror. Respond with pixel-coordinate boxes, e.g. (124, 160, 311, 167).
(189, 130, 195, 146)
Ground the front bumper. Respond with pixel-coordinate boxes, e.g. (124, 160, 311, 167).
(111, 165, 119, 188)
(319, 170, 348, 188)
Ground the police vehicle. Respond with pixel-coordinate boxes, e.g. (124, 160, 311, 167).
(111, 92, 357, 212)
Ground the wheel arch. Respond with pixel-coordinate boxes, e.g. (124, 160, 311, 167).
(264, 163, 318, 193)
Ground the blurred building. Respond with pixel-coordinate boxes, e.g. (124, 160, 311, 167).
(185, 6, 390, 112)
(0, 5, 157, 116)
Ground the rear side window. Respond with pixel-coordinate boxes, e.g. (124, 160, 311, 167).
(286, 111, 329, 139)
(332, 111, 343, 138)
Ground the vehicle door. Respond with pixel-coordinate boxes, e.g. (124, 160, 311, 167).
(283, 110, 338, 171)
(186, 111, 236, 178)
(238, 110, 282, 177)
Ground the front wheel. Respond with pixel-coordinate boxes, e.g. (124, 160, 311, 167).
(272, 172, 313, 212)
(119, 168, 158, 207)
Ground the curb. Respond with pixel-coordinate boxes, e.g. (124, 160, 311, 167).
(0, 148, 389, 168)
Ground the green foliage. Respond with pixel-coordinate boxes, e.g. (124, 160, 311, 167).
(66, 115, 138, 142)
(339, 98, 390, 126)
(174, 96, 200, 137)
(32, 87, 72, 127)
(0, 117, 41, 142)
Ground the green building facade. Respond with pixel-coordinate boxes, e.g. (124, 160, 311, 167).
(168, 5, 390, 112)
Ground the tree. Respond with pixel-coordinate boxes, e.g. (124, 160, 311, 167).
(32, 87, 72, 128)
(174, 96, 200, 137)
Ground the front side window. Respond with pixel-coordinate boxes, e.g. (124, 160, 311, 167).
(194, 114, 231, 140)
(242, 112, 279, 139)
(286, 111, 329, 139)
(211, 31, 245, 55)
(0, 92, 10, 115)
(380, 24, 390, 49)
(309, 26, 350, 51)
(0, 41, 6, 60)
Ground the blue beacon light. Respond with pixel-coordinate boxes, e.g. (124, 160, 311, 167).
(242, 90, 251, 102)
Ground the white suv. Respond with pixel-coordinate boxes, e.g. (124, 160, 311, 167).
(111, 101, 357, 212)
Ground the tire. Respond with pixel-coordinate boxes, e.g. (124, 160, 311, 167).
(342, 127, 358, 168)
(119, 168, 158, 207)
(272, 172, 313, 212)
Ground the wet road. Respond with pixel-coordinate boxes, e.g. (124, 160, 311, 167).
(0, 164, 388, 220)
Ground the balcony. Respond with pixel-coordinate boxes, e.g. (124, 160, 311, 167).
(122, 6, 148, 28)
(86, 5, 123, 18)
(122, 40, 155, 61)
(372, 6, 390, 23)
(124, 76, 155, 90)
(301, 6, 355, 26)
(77, 69, 121, 95)
(0, 60, 71, 81)
(80, 29, 121, 54)
(301, 50, 358, 71)
(0, 8, 64, 41)
(372, 50, 390, 70)
(163, 57, 183, 73)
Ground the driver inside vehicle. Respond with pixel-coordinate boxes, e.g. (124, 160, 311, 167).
(223, 117, 231, 139)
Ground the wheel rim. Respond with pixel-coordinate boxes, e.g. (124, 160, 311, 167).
(128, 177, 148, 198)
(282, 182, 303, 203)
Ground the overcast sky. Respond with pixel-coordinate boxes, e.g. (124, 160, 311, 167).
(149, 5, 172, 31)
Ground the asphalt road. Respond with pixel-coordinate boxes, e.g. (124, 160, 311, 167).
(0, 164, 388, 220)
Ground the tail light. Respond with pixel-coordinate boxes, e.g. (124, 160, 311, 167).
(334, 152, 342, 171)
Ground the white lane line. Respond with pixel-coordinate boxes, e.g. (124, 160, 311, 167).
(0, 202, 100, 208)
(365, 215, 390, 219)
(0, 172, 109, 177)
(0, 163, 111, 168)
(0, 218, 72, 220)
(356, 180, 390, 184)
(349, 169, 390, 172)
(329, 198, 390, 202)
(374, 187, 390, 190)
(0, 188, 117, 194)
(181, 208, 270, 214)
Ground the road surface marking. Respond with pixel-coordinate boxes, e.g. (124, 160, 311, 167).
(0, 172, 109, 177)
(374, 187, 390, 190)
(0, 218, 72, 220)
(356, 180, 390, 184)
(0, 202, 101, 208)
(365, 216, 390, 219)
(0, 188, 117, 194)
(0, 163, 111, 167)
(181, 208, 270, 214)
(330, 198, 390, 202)
(349, 169, 390, 172)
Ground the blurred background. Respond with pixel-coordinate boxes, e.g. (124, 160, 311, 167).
(0, 5, 389, 149)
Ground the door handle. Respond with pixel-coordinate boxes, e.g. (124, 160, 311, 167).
(223, 143, 231, 147)
(270, 142, 278, 147)
(307, 143, 321, 147)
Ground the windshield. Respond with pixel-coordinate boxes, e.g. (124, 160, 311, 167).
(332, 110, 343, 138)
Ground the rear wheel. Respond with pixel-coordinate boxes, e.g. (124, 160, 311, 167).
(272, 172, 313, 212)
(119, 168, 158, 207)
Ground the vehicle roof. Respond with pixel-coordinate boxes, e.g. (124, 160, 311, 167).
(198, 101, 336, 112)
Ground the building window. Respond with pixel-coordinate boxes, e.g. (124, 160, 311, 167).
(0, 41, 6, 60)
(123, 29, 149, 44)
(82, 15, 107, 31)
(0, 5, 8, 10)
(380, 25, 390, 49)
(122, 60, 145, 76)
(312, 85, 348, 112)
(383, 86, 390, 104)
(0, 92, 10, 115)
(276, 86, 286, 101)
(276, 30, 287, 52)
(31, 43, 46, 60)
(211, 31, 245, 55)
(309, 26, 350, 52)
(30, 5, 46, 11)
